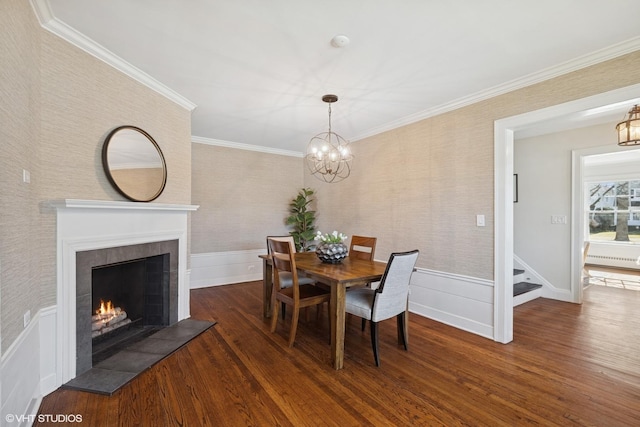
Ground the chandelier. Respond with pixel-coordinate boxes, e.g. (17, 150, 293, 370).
(616, 104, 640, 146)
(305, 94, 353, 183)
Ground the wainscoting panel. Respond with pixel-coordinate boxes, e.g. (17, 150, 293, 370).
(1, 306, 57, 424)
(39, 306, 58, 397)
(190, 250, 263, 288)
(409, 268, 495, 339)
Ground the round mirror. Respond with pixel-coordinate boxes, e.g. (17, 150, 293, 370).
(102, 125, 167, 202)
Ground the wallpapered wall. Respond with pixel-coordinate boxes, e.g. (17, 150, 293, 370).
(190, 143, 304, 253)
(309, 52, 640, 281)
(3, 0, 640, 355)
(0, 0, 192, 354)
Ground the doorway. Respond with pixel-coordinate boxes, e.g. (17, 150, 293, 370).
(581, 150, 640, 297)
(494, 83, 640, 344)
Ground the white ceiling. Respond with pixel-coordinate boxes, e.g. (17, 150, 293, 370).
(45, 0, 640, 153)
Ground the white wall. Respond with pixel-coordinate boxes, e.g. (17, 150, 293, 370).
(514, 122, 617, 291)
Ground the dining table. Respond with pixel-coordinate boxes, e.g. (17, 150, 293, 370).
(259, 251, 392, 370)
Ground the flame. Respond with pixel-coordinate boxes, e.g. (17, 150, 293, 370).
(96, 299, 115, 316)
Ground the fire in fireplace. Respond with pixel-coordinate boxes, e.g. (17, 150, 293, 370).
(92, 300, 131, 338)
(90, 254, 170, 364)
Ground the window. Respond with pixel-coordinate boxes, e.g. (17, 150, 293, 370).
(588, 180, 640, 242)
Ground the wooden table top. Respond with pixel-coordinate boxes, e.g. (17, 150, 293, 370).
(287, 252, 387, 285)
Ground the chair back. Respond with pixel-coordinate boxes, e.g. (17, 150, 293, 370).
(266, 235, 296, 255)
(349, 235, 377, 261)
(371, 250, 419, 322)
(267, 238, 299, 296)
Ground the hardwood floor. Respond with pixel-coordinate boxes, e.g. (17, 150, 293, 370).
(36, 281, 640, 426)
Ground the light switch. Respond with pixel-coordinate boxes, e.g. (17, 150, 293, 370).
(551, 215, 567, 224)
(22, 169, 30, 184)
(476, 214, 485, 227)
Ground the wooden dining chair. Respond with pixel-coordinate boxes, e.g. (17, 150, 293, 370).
(349, 235, 377, 261)
(266, 236, 315, 319)
(268, 238, 331, 347)
(344, 249, 419, 366)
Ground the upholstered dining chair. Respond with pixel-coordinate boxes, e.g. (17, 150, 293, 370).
(344, 249, 419, 366)
(266, 236, 315, 319)
(268, 238, 331, 348)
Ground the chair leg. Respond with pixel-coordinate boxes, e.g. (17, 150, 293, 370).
(370, 321, 380, 367)
(288, 306, 300, 348)
(397, 312, 408, 351)
(361, 318, 366, 332)
(270, 301, 280, 332)
(317, 302, 327, 322)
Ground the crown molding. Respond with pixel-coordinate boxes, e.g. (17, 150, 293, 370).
(191, 136, 303, 158)
(29, 0, 196, 112)
(351, 36, 640, 142)
(29, 0, 640, 148)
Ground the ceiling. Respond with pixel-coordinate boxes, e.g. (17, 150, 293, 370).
(45, 0, 640, 153)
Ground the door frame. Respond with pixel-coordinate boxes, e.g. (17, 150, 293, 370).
(493, 83, 640, 343)
(572, 144, 640, 304)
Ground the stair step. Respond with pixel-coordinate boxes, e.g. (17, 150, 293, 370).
(513, 268, 525, 276)
(514, 282, 542, 297)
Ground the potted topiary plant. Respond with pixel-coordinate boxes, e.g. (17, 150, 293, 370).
(286, 188, 317, 252)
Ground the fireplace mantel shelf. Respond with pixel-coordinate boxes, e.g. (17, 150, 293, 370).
(50, 199, 199, 212)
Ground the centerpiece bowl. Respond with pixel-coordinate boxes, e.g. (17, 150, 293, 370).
(315, 231, 348, 264)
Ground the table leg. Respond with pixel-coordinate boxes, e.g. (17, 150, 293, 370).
(330, 283, 347, 370)
(262, 258, 273, 318)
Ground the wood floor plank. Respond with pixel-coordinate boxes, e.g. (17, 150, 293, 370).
(35, 281, 640, 426)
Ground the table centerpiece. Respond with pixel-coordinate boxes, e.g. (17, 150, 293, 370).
(315, 230, 348, 263)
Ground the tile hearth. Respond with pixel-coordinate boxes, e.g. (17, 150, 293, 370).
(63, 318, 215, 395)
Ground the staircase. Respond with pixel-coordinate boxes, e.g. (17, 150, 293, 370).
(513, 268, 542, 306)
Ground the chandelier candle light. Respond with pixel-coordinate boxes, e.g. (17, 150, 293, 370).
(305, 94, 353, 183)
(616, 104, 640, 146)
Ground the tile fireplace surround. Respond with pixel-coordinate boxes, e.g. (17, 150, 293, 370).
(51, 199, 198, 386)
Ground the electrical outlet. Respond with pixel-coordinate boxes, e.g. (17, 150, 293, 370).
(476, 214, 485, 227)
(23, 310, 31, 328)
(248, 265, 255, 272)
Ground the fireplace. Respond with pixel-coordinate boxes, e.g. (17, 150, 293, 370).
(89, 253, 171, 365)
(91, 255, 169, 337)
(75, 240, 178, 375)
(52, 199, 198, 385)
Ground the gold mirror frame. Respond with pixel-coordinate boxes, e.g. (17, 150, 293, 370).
(102, 125, 167, 202)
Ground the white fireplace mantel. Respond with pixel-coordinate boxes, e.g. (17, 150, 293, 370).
(50, 199, 198, 384)
(50, 199, 199, 212)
